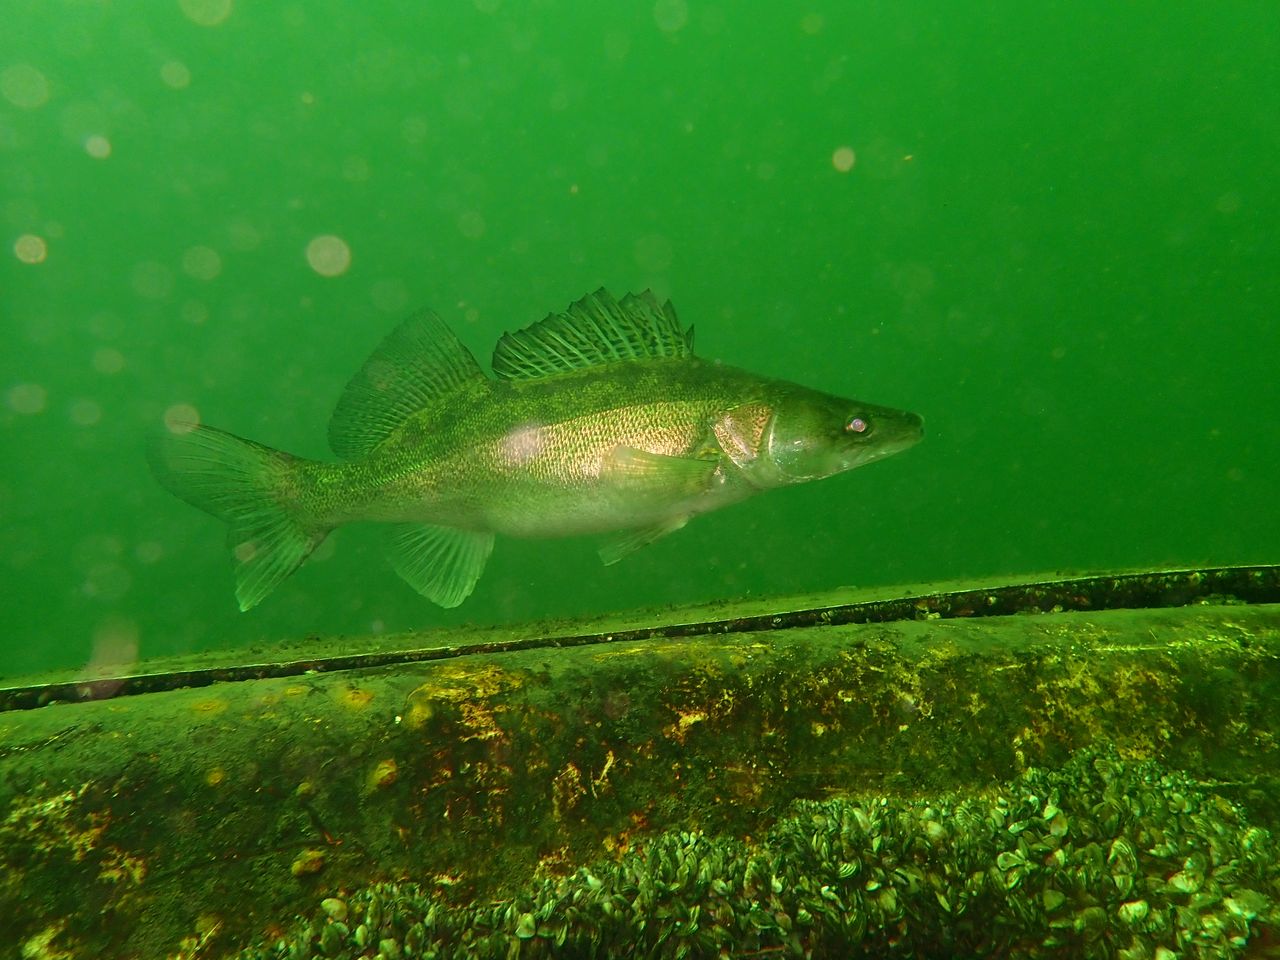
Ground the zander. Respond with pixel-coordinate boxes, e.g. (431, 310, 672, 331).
(150, 289, 923, 609)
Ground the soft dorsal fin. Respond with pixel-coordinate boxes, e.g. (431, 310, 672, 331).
(328, 310, 485, 459)
(491, 288, 694, 381)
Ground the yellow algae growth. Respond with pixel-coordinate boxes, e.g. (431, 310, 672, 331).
(404, 663, 524, 731)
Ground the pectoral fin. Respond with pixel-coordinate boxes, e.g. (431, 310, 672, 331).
(601, 446, 720, 497)
(598, 515, 691, 566)
(388, 523, 495, 608)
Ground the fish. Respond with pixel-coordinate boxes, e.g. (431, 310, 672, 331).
(149, 289, 923, 610)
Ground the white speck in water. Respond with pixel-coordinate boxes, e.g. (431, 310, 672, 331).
(132, 260, 175, 300)
(182, 245, 223, 281)
(226, 218, 261, 251)
(342, 156, 370, 182)
(180, 0, 234, 28)
(1, 64, 50, 110)
(181, 300, 210, 325)
(457, 211, 486, 239)
(69, 399, 102, 427)
(371, 278, 409, 313)
(306, 235, 351, 277)
(604, 31, 630, 62)
(83, 563, 133, 601)
(634, 233, 673, 273)
(14, 234, 47, 264)
(84, 134, 112, 159)
(89, 616, 139, 670)
(93, 347, 126, 375)
(832, 146, 857, 173)
(8, 383, 47, 415)
(163, 403, 200, 434)
(801, 13, 825, 34)
(401, 115, 429, 144)
(161, 61, 192, 89)
(653, 0, 688, 33)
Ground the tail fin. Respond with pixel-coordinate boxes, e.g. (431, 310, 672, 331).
(148, 423, 328, 611)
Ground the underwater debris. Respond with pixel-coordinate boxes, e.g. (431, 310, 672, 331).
(289, 848, 328, 879)
(233, 747, 1279, 959)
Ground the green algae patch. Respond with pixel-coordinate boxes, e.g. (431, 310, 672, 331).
(1, 595, 1278, 957)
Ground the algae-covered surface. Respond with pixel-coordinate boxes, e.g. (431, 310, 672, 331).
(4, 564, 1274, 709)
(1, 589, 1278, 958)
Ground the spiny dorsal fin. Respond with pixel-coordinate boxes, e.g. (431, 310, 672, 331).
(328, 310, 485, 459)
(491, 288, 694, 381)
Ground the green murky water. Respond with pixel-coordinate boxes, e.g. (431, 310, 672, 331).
(3, 1, 1276, 676)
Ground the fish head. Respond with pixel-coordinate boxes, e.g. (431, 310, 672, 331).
(755, 385, 924, 486)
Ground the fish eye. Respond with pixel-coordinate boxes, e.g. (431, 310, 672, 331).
(845, 416, 869, 434)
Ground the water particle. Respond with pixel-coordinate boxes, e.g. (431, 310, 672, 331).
(181, 245, 223, 281)
(93, 347, 126, 374)
(604, 31, 630, 62)
(801, 13, 825, 34)
(8, 383, 47, 415)
(370, 277, 409, 313)
(163, 403, 200, 434)
(401, 115, 429, 144)
(160, 61, 192, 89)
(306, 234, 352, 277)
(457, 211, 486, 239)
(342, 156, 370, 182)
(1, 64, 50, 109)
(832, 146, 856, 173)
(653, 0, 688, 32)
(90, 616, 139, 670)
(14, 234, 48, 264)
(180, 0, 234, 28)
(181, 300, 210, 325)
(84, 134, 111, 159)
(69, 399, 102, 427)
(83, 563, 132, 601)
(634, 233, 673, 273)
(135, 541, 165, 564)
(131, 260, 175, 300)
(226, 218, 261, 251)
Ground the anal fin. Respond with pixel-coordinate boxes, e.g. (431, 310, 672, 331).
(389, 523, 495, 608)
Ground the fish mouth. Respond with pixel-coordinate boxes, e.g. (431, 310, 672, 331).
(902, 411, 925, 446)
(878, 410, 924, 452)
(855, 410, 924, 466)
